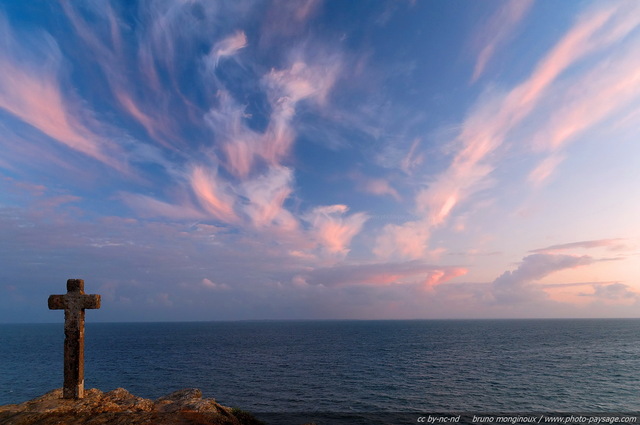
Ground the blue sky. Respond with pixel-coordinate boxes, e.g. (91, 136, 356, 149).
(1, 0, 639, 323)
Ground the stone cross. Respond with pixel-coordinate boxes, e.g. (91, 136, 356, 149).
(48, 279, 101, 399)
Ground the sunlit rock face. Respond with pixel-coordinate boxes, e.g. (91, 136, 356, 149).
(0, 388, 264, 425)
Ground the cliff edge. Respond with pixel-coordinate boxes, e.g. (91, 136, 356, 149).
(0, 388, 265, 425)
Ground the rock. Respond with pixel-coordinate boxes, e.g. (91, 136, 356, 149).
(0, 388, 264, 425)
(157, 388, 203, 403)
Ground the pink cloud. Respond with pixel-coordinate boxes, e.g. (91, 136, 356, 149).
(470, 0, 534, 82)
(115, 91, 156, 134)
(206, 30, 247, 69)
(527, 154, 565, 187)
(305, 205, 368, 256)
(509, 6, 617, 111)
(363, 179, 401, 200)
(247, 59, 341, 176)
(207, 89, 296, 178)
(61, 1, 197, 150)
(296, 261, 467, 289)
(374, 220, 430, 260)
(0, 15, 124, 171)
(259, 111, 297, 168)
(222, 138, 256, 178)
(121, 53, 344, 240)
(201, 278, 230, 291)
(423, 267, 468, 290)
(531, 239, 630, 254)
(350, 172, 401, 201)
(190, 166, 239, 223)
(137, 0, 221, 81)
(114, 90, 176, 150)
(208, 58, 340, 178)
(120, 193, 206, 220)
(380, 2, 640, 260)
(528, 37, 640, 183)
(205, 91, 258, 177)
(240, 166, 299, 230)
(0, 72, 117, 166)
(262, 58, 340, 108)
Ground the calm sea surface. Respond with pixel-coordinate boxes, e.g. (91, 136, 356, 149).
(2, 319, 640, 420)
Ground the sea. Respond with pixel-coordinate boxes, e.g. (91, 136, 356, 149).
(1, 319, 640, 424)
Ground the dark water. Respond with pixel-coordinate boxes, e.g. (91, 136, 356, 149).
(2, 319, 640, 417)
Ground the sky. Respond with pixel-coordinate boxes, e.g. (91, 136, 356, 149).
(1, 0, 639, 323)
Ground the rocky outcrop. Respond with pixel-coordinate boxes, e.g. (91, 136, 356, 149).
(0, 388, 265, 425)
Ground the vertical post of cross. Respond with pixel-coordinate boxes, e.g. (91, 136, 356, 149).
(48, 279, 101, 399)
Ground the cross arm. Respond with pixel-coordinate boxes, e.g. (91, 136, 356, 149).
(82, 294, 101, 310)
(48, 295, 66, 310)
(48, 294, 101, 310)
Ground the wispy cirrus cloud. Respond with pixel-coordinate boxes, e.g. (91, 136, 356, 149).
(190, 165, 240, 224)
(527, 154, 566, 187)
(528, 35, 640, 184)
(531, 239, 630, 254)
(400, 138, 424, 175)
(429, 2, 640, 220)
(240, 166, 298, 231)
(0, 13, 125, 172)
(119, 51, 363, 258)
(206, 30, 247, 69)
(120, 193, 206, 220)
(470, 0, 534, 82)
(50, 0, 349, 248)
(375, 1, 640, 260)
(0, 126, 91, 179)
(3, 0, 639, 322)
(205, 91, 258, 178)
(54, 0, 353, 255)
(60, 0, 224, 150)
(118, 44, 364, 258)
(207, 56, 340, 179)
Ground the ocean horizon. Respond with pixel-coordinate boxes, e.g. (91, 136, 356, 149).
(2, 318, 640, 423)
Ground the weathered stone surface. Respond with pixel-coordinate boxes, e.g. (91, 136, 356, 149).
(48, 279, 101, 399)
(0, 388, 264, 425)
